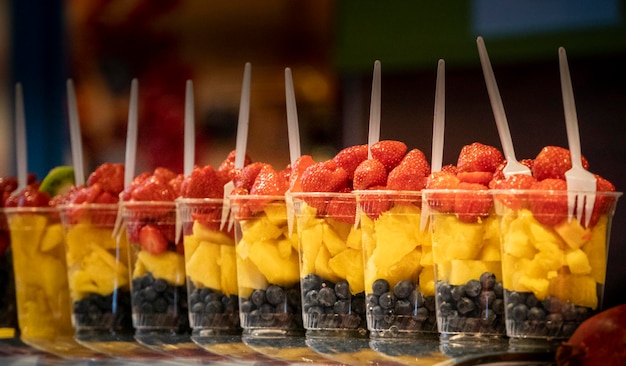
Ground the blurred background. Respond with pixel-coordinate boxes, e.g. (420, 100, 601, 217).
(1, 0, 625, 307)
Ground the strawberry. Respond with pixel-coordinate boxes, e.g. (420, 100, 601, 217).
(425, 171, 460, 212)
(130, 176, 178, 201)
(300, 162, 349, 193)
(218, 149, 252, 173)
(4, 185, 51, 208)
(138, 224, 169, 255)
(457, 142, 504, 173)
(289, 155, 316, 192)
(326, 195, 357, 224)
(370, 140, 407, 172)
(586, 174, 617, 228)
(122, 172, 151, 200)
(401, 149, 431, 177)
(353, 159, 387, 190)
(491, 159, 534, 186)
(457, 171, 493, 186)
(249, 165, 288, 213)
(233, 162, 268, 191)
(528, 178, 568, 226)
(168, 174, 184, 196)
(387, 162, 428, 191)
(532, 146, 589, 181)
(153, 167, 177, 183)
(87, 163, 125, 194)
(492, 174, 537, 210)
(181, 165, 223, 199)
(454, 182, 492, 223)
(357, 189, 392, 220)
(441, 165, 458, 175)
(332, 145, 368, 180)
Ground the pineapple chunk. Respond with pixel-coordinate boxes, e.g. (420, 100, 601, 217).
(247, 240, 299, 286)
(322, 223, 348, 256)
(237, 256, 268, 298)
(186, 240, 221, 289)
(420, 246, 433, 266)
(40, 223, 64, 252)
(328, 248, 364, 294)
(583, 215, 608, 283)
(241, 216, 283, 243)
(448, 259, 501, 286)
(220, 244, 238, 296)
(263, 203, 288, 226)
(39, 256, 68, 298)
(384, 248, 422, 289)
(431, 215, 484, 262)
(554, 219, 592, 249)
(549, 273, 598, 309)
(315, 245, 341, 283)
(533, 249, 565, 273)
(371, 208, 419, 269)
(192, 221, 233, 246)
(136, 251, 186, 286)
(518, 276, 549, 300)
(477, 236, 501, 261)
(345, 227, 362, 250)
(299, 223, 324, 275)
(419, 266, 435, 297)
(502, 229, 536, 259)
(183, 234, 201, 261)
(566, 249, 592, 275)
(277, 238, 293, 259)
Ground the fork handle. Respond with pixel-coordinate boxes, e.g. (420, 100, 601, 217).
(559, 47, 584, 169)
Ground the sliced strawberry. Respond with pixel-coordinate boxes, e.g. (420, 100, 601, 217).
(387, 161, 428, 191)
(353, 159, 387, 190)
(454, 182, 492, 223)
(87, 163, 125, 195)
(168, 174, 184, 196)
(492, 174, 537, 210)
(370, 140, 407, 172)
(300, 162, 348, 193)
(532, 146, 589, 181)
(218, 149, 252, 173)
(528, 178, 568, 226)
(425, 171, 460, 212)
(457, 142, 504, 173)
(139, 224, 169, 255)
(457, 171, 493, 186)
(122, 172, 151, 200)
(4, 185, 51, 208)
(181, 165, 223, 199)
(249, 165, 288, 213)
(233, 162, 268, 191)
(332, 144, 368, 180)
(586, 174, 617, 228)
(153, 167, 178, 183)
(289, 155, 316, 192)
(130, 176, 178, 201)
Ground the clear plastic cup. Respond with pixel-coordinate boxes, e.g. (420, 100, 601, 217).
(177, 198, 240, 337)
(229, 195, 303, 337)
(4, 206, 100, 358)
(122, 201, 189, 335)
(422, 189, 506, 341)
(492, 189, 622, 341)
(291, 192, 367, 337)
(355, 190, 438, 338)
(0, 211, 18, 339)
(58, 203, 134, 344)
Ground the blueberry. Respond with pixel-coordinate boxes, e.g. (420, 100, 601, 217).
(372, 279, 390, 296)
(457, 297, 475, 314)
(393, 280, 414, 300)
(507, 291, 525, 305)
(259, 304, 274, 320)
(394, 299, 412, 315)
(286, 287, 301, 306)
(415, 307, 429, 320)
(306, 305, 324, 315)
(240, 300, 254, 313)
(492, 298, 505, 315)
(511, 303, 529, 321)
(464, 280, 481, 298)
(493, 281, 504, 298)
(143, 286, 158, 302)
(140, 302, 154, 314)
(304, 290, 320, 306)
(206, 300, 223, 313)
(451, 285, 465, 301)
(334, 300, 350, 314)
(378, 292, 395, 309)
(153, 279, 168, 293)
(370, 305, 383, 316)
(479, 272, 496, 290)
(192, 302, 204, 313)
(265, 285, 286, 306)
(302, 273, 322, 293)
(250, 290, 266, 307)
(525, 293, 539, 308)
(366, 293, 379, 308)
(437, 283, 452, 302)
(438, 301, 455, 316)
(542, 296, 563, 313)
(410, 290, 424, 307)
(478, 290, 496, 309)
(335, 280, 351, 300)
(546, 313, 564, 330)
(318, 287, 337, 307)
(528, 307, 546, 321)
(562, 302, 578, 321)
(424, 296, 436, 312)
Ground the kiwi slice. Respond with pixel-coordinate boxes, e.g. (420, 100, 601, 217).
(39, 166, 76, 197)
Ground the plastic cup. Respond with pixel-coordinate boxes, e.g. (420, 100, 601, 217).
(291, 192, 367, 337)
(58, 204, 134, 342)
(355, 190, 438, 338)
(176, 198, 240, 337)
(122, 201, 189, 335)
(422, 189, 506, 341)
(0, 211, 18, 339)
(229, 195, 303, 337)
(3, 206, 100, 358)
(492, 189, 622, 341)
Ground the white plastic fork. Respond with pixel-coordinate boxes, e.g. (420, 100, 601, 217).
(477, 37, 531, 178)
(559, 47, 596, 227)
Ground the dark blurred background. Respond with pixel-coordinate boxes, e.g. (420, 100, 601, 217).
(1, 0, 625, 308)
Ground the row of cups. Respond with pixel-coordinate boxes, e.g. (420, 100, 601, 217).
(0, 188, 621, 358)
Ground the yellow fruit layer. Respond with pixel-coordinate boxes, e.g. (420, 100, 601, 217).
(236, 202, 300, 298)
(500, 208, 608, 309)
(132, 250, 186, 286)
(296, 203, 364, 295)
(184, 221, 238, 295)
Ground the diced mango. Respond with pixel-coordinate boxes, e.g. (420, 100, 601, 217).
(566, 249, 592, 275)
(583, 215, 608, 284)
(555, 219, 592, 249)
(277, 238, 293, 259)
(371, 208, 420, 269)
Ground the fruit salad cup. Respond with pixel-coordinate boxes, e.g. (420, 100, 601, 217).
(177, 198, 240, 336)
(230, 195, 304, 337)
(58, 203, 133, 342)
(423, 189, 506, 340)
(492, 189, 621, 340)
(3, 206, 98, 358)
(291, 192, 367, 337)
(355, 190, 438, 338)
(123, 201, 189, 335)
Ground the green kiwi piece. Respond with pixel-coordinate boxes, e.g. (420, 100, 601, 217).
(39, 166, 76, 197)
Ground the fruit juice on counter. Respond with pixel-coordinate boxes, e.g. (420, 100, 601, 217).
(230, 162, 304, 336)
(354, 142, 438, 338)
(291, 147, 373, 337)
(57, 163, 134, 343)
(177, 153, 245, 336)
(4, 168, 101, 358)
(423, 143, 508, 340)
(122, 167, 189, 335)
(491, 146, 621, 341)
